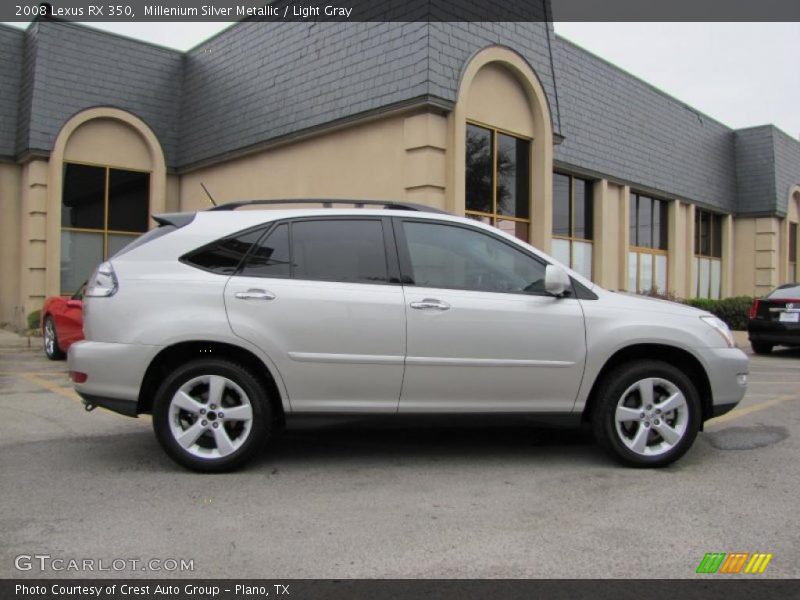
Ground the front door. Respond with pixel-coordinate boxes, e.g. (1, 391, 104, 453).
(395, 219, 587, 413)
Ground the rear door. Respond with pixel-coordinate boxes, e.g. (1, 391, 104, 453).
(224, 216, 406, 413)
(395, 218, 587, 413)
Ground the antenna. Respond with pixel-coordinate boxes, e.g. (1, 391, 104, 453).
(200, 183, 217, 207)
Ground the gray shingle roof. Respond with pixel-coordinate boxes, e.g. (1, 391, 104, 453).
(0, 20, 797, 218)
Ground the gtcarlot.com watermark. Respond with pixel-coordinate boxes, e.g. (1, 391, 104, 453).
(14, 553, 195, 573)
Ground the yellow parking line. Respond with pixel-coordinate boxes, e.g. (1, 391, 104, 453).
(19, 372, 82, 403)
(706, 393, 797, 428)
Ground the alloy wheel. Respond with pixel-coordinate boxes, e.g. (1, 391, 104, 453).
(168, 374, 254, 459)
(614, 377, 689, 457)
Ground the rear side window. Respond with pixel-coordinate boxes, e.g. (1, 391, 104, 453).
(239, 224, 291, 278)
(769, 285, 800, 300)
(182, 227, 265, 275)
(292, 220, 388, 283)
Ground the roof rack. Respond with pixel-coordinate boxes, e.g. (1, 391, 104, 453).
(207, 199, 450, 215)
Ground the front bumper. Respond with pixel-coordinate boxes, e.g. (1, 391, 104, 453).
(695, 346, 749, 418)
(67, 340, 161, 418)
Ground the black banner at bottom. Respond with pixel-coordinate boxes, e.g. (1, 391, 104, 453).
(3, 579, 799, 600)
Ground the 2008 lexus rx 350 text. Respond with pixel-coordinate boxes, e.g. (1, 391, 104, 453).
(68, 200, 749, 472)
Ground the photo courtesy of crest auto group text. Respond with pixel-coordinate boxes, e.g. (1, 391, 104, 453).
(0, 0, 799, 598)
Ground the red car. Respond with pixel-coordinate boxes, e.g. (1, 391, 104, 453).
(41, 284, 85, 360)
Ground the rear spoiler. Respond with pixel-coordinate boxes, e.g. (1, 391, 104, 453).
(152, 212, 197, 228)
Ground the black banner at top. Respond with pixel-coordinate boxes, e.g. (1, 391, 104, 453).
(4, 0, 800, 22)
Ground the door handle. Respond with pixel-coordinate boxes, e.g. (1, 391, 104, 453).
(234, 289, 276, 301)
(410, 298, 450, 311)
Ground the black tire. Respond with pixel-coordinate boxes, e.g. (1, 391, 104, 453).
(750, 341, 773, 355)
(152, 359, 272, 473)
(591, 360, 701, 468)
(43, 315, 66, 360)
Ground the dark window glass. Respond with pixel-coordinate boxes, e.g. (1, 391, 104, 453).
(769, 284, 800, 299)
(62, 164, 105, 229)
(496, 133, 530, 219)
(292, 220, 387, 283)
(711, 214, 723, 258)
(574, 178, 593, 240)
(694, 209, 701, 254)
(402, 221, 547, 294)
(637, 196, 652, 248)
(465, 124, 493, 214)
(629, 193, 638, 246)
(652, 199, 668, 250)
(108, 169, 150, 232)
(183, 228, 265, 275)
(790, 223, 798, 264)
(239, 224, 291, 278)
(552, 173, 571, 236)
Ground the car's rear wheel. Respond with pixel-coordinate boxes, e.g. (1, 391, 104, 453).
(592, 360, 701, 468)
(152, 359, 271, 472)
(750, 341, 773, 355)
(43, 316, 65, 360)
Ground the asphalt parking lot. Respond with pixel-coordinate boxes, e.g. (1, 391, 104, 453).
(1, 330, 798, 579)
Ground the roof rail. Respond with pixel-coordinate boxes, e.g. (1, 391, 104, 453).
(207, 199, 450, 215)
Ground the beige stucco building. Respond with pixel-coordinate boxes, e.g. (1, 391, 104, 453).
(1, 19, 799, 330)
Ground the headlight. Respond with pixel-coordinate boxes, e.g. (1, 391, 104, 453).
(85, 261, 118, 297)
(700, 315, 735, 348)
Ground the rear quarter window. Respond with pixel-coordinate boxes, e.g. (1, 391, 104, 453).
(181, 227, 266, 275)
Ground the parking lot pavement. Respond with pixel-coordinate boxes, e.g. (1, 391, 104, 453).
(1, 330, 798, 580)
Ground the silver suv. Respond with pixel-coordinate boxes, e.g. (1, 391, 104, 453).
(68, 200, 748, 472)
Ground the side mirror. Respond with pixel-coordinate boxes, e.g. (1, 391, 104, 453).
(544, 264, 571, 297)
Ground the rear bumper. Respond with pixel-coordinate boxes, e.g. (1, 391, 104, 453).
(695, 346, 748, 417)
(747, 320, 800, 345)
(68, 340, 161, 417)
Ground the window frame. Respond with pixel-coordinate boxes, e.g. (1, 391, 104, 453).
(552, 172, 594, 278)
(392, 217, 557, 298)
(60, 160, 151, 294)
(465, 120, 532, 240)
(628, 193, 669, 294)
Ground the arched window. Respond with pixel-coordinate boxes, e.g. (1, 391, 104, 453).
(60, 162, 150, 293)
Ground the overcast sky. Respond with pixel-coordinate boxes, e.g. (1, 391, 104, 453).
(3, 21, 799, 138)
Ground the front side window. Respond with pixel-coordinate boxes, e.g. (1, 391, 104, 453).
(465, 123, 531, 242)
(628, 193, 668, 293)
(401, 221, 547, 294)
(61, 163, 150, 293)
(551, 173, 594, 280)
(693, 209, 723, 299)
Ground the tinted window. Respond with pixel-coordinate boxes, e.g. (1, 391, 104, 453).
(574, 178, 593, 240)
(552, 173, 571, 236)
(402, 221, 547, 294)
(183, 228, 265, 275)
(292, 220, 388, 283)
(465, 124, 493, 214)
(108, 169, 150, 232)
(239, 223, 291, 278)
(62, 164, 105, 229)
(496, 133, 530, 219)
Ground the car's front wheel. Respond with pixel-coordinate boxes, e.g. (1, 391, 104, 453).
(152, 359, 271, 472)
(43, 316, 65, 360)
(592, 360, 701, 468)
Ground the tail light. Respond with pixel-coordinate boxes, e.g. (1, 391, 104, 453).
(85, 261, 118, 297)
(749, 299, 760, 319)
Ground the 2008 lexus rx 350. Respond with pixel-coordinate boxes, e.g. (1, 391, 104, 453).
(68, 200, 748, 472)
